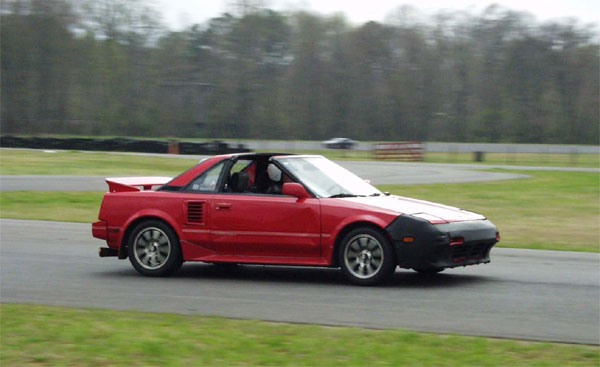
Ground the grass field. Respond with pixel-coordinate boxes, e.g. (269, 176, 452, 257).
(380, 170, 600, 253)
(1, 170, 597, 252)
(1, 304, 597, 367)
(1, 149, 598, 176)
(1, 149, 598, 366)
(429, 152, 598, 167)
(0, 150, 198, 176)
(0, 192, 104, 223)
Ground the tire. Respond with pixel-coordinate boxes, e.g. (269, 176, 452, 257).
(127, 220, 183, 277)
(338, 227, 396, 285)
(413, 267, 444, 275)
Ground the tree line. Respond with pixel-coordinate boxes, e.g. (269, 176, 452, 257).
(1, 0, 598, 144)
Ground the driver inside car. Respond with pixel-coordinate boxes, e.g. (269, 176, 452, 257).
(266, 163, 283, 194)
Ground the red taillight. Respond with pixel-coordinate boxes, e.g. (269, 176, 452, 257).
(496, 232, 500, 242)
(92, 220, 108, 240)
(450, 237, 465, 246)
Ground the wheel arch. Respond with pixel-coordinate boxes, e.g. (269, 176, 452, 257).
(119, 213, 180, 259)
(329, 221, 392, 268)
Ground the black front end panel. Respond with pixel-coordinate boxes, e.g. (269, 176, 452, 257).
(385, 215, 498, 270)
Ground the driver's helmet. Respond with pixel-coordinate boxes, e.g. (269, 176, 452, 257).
(267, 163, 282, 182)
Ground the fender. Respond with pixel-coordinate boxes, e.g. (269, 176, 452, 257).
(322, 213, 396, 264)
(117, 208, 182, 251)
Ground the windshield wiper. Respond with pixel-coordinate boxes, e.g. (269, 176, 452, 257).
(328, 193, 362, 198)
(369, 193, 381, 196)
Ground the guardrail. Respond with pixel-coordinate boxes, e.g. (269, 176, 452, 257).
(373, 142, 424, 161)
(232, 140, 599, 154)
(424, 142, 600, 154)
(0, 136, 251, 155)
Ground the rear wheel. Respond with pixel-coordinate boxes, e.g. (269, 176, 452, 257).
(338, 227, 396, 285)
(128, 220, 182, 277)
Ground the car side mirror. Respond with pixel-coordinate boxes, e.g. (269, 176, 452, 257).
(282, 183, 311, 199)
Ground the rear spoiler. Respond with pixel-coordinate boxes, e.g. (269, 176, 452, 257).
(106, 177, 172, 193)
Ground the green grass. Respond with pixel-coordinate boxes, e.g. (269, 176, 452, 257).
(0, 150, 198, 176)
(5, 134, 598, 168)
(379, 170, 600, 253)
(1, 149, 598, 177)
(1, 304, 597, 367)
(424, 152, 599, 167)
(1, 149, 598, 252)
(0, 192, 104, 223)
(1, 171, 598, 252)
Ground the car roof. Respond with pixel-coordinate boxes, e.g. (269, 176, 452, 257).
(218, 152, 328, 162)
(224, 152, 299, 160)
(166, 152, 324, 188)
(326, 137, 353, 141)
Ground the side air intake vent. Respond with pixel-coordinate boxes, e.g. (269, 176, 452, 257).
(187, 202, 205, 224)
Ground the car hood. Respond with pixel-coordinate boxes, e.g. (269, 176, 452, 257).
(341, 195, 485, 223)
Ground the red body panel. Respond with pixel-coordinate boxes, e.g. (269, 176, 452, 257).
(319, 198, 398, 262)
(95, 188, 397, 265)
(92, 220, 108, 240)
(168, 156, 231, 187)
(98, 192, 188, 250)
(92, 153, 492, 268)
(106, 177, 172, 192)
(210, 195, 321, 258)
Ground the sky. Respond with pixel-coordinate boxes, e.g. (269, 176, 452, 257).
(153, 0, 600, 30)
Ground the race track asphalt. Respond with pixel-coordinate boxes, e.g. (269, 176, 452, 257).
(1, 219, 598, 345)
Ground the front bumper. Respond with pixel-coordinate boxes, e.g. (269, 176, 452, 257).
(385, 215, 498, 270)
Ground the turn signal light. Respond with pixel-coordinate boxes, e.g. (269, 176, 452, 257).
(496, 232, 501, 242)
(450, 237, 465, 246)
(402, 237, 415, 243)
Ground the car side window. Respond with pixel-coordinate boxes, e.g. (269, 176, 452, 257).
(222, 159, 256, 193)
(186, 161, 226, 193)
(230, 160, 252, 175)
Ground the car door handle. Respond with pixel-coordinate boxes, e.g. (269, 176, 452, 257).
(216, 203, 232, 210)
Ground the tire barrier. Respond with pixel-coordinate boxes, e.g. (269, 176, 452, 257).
(176, 141, 251, 155)
(373, 142, 424, 161)
(0, 136, 251, 155)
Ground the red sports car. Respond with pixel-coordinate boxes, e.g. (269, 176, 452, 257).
(93, 153, 499, 285)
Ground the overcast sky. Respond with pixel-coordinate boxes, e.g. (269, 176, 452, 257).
(153, 0, 599, 30)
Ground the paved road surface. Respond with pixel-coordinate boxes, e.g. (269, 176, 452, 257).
(1, 219, 598, 344)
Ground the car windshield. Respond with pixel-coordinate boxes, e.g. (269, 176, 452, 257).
(275, 156, 381, 198)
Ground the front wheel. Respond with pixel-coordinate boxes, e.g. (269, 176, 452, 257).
(338, 227, 396, 285)
(128, 220, 183, 277)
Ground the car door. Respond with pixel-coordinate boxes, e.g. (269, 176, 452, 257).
(211, 194, 321, 259)
(210, 158, 322, 260)
(177, 159, 236, 256)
